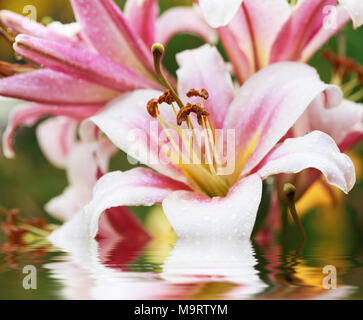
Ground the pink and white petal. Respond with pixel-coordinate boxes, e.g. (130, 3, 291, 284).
(46, 21, 82, 40)
(223, 62, 342, 177)
(256, 131, 356, 193)
(156, 6, 217, 46)
(80, 89, 188, 184)
(301, 6, 350, 62)
(176, 45, 234, 129)
(125, 0, 158, 48)
(85, 168, 188, 240)
(0, 69, 119, 105)
(218, 25, 252, 83)
(2, 103, 101, 158)
(339, 123, 363, 151)
(0, 10, 75, 43)
(45, 139, 116, 221)
(36, 116, 77, 169)
(270, 0, 338, 62)
(70, 0, 154, 78)
(241, 0, 291, 69)
(163, 173, 262, 239)
(14, 35, 160, 93)
(294, 98, 363, 146)
(340, 0, 363, 28)
(199, 0, 243, 28)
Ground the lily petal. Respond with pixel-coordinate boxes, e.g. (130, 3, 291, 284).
(125, 0, 158, 48)
(256, 131, 356, 194)
(3, 103, 101, 158)
(219, 0, 291, 81)
(84, 168, 188, 240)
(14, 35, 160, 92)
(36, 117, 77, 169)
(156, 6, 217, 46)
(294, 97, 363, 146)
(80, 89, 188, 184)
(340, 0, 363, 28)
(199, 0, 243, 28)
(0, 69, 119, 105)
(70, 0, 154, 78)
(271, 0, 339, 62)
(301, 6, 350, 62)
(223, 62, 342, 177)
(176, 44, 234, 129)
(45, 139, 116, 221)
(162, 173, 262, 239)
(0, 10, 75, 43)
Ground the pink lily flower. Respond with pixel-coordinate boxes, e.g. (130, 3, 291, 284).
(51, 45, 355, 241)
(199, 0, 363, 29)
(198, 0, 363, 199)
(0, 0, 215, 158)
(197, 0, 363, 83)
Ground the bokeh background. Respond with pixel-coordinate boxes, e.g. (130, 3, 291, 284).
(0, 0, 363, 299)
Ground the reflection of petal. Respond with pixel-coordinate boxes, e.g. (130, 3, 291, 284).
(161, 238, 267, 299)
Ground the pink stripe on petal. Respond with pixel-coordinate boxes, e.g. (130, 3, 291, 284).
(301, 6, 350, 62)
(156, 6, 217, 46)
(223, 62, 342, 177)
(0, 69, 119, 105)
(2, 103, 101, 158)
(218, 26, 252, 83)
(70, 0, 155, 78)
(0, 10, 76, 44)
(125, 0, 158, 48)
(256, 131, 356, 193)
(14, 35, 160, 93)
(270, 0, 338, 62)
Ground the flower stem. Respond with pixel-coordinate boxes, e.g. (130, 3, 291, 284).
(283, 183, 306, 242)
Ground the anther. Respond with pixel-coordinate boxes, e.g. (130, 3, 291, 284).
(177, 103, 210, 126)
(147, 98, 159, 118)
(158, 90, 175, 105)
(186, 88, 209, 100)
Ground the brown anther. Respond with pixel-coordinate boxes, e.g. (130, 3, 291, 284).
(158, 90, 175, 105)
(186, 88, 209, 100)
(177, 103, 210, 126)
(147, 98, 159, 118)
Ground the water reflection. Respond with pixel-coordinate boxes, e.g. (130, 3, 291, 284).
(39, 231, 359, 300)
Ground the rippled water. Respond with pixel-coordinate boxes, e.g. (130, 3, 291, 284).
(1, 236, 362, 300)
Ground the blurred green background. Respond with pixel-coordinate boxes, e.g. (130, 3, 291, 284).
(0, 0, 363, 299)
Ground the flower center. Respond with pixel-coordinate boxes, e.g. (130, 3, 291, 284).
(146, 44, 232, 197)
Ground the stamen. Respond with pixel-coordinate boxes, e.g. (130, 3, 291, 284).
(186, 88, 209, 100)
(147, 98, 159, 118)
(176, 103, 210, 126)
(158, 89, 175, 105)
(283, 183, 306, 242)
